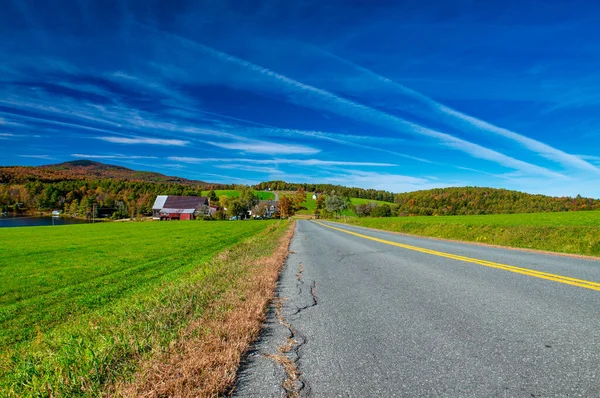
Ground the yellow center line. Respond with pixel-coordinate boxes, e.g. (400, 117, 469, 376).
(314, 221, 600, 292)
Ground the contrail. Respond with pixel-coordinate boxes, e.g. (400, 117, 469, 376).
(160, 32, 565, 179)
(314, 46, 599, 174)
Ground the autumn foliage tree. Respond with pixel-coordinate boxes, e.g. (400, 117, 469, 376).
(279, 195, 294, 218)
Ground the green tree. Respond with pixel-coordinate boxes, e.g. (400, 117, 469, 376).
(207, 190, 218, 203)
(325, 191, 349, 218)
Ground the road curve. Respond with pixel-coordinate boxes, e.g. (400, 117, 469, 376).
(234, 220, 600, 397)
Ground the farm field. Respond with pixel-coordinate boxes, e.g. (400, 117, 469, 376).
(0, 219, 290, 396)
(297, 193, 392, 216)
(340, 211, 600, 256)
(202, 190, 275, 200)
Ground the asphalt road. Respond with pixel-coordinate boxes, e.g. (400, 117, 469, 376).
(234, 220, 600, 397)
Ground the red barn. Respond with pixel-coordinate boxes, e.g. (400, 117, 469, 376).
(152, 195, 210, 220)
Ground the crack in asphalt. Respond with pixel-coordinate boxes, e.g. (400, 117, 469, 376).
(296, 262, 303, 281)
(265, 261, 318, 397)
(290, 281, 317, 317)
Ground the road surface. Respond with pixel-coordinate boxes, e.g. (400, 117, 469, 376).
(234, 220, 600, 397)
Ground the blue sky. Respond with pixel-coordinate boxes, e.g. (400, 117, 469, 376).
(2, 0, 600, 196)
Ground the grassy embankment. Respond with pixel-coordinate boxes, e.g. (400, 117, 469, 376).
(340, 211, 600, 256)
(0, 219, 292, 396)
(202, 190, 275, 200)
(297, 193, 391, 216)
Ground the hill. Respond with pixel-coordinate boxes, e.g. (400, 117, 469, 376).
(390, 187, 600, 216)
(0, 160, 211, 186)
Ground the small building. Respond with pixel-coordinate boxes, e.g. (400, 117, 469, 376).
(312, 193, 319, 200)
(152, 195, 210, 220)
(251, 200, 280, 218)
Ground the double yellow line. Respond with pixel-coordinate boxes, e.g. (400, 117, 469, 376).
(314, 221, 600, 292)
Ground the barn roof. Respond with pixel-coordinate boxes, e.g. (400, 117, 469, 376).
(152, 195, 168, 210)
(164, 196, 208, 209)
(153, 195, 209, 212)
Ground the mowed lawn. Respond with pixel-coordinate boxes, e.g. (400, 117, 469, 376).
(0, 220, 281, 395)
(342, 211, 600, 256)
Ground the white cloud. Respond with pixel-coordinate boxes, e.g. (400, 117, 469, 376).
(206, 140, 320, 155)
(215, 164, 277, 173)
(71, 153, 158, 160)
(19, 154, 54, 160)
(96, 136, 188, 146)
(577, 154, 600, 161)
(277, 128, 435, 164)
(168, 156, 396, 167)
(181, 38, 565, 178)
(269, 169, 451, 193)
(318, 49, 600, 174)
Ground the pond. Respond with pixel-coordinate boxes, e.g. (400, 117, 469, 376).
(0, 216, 91, 228)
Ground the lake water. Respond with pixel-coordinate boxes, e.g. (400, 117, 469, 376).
(0, 216, 90, 228)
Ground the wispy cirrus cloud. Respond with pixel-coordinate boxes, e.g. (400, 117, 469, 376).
(19, 154, 54, 160)
(215, 164, 277, 173)
(206, 140, 320, 155)
(268, 168, 451, 193)
(315, 47, 600, 175)
(168, 156, 396, 167)
(95, 136, 188, 146)
(160, 31, 564, 179)
(71, 153, 158, 160)
(270, 128, 435, 164)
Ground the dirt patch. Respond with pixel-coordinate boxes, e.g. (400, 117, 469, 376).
(112, 222, 296, 397)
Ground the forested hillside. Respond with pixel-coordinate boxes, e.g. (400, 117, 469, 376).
(0, 160, 210, 185)
(0, 161, 230, 217)
(390, 187, 600, 216)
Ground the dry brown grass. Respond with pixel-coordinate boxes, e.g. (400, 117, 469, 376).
(111, 222, 296, 397)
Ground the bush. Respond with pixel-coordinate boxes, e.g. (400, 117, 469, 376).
(371, 204, 392, 217)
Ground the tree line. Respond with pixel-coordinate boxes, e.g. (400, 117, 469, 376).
(353, 187, 600, 217)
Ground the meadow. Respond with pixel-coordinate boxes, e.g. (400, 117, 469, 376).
(0, 219, 289, 396)
(202, 189, 275, 200)
(297, 193, 392, 216)
(341, 211, 600, 256)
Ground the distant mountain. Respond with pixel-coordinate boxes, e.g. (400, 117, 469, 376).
(0, 160, 210, 186)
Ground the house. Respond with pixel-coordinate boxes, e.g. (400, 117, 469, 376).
(152, 195, 210, 220)
(251, 200, 280, 218)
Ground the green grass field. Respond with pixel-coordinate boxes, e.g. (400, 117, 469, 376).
(297, 193, 391, 216)
(0, 220, 286, 396)
(341, 211, 600, 256)
(202, 190, 275, 200)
